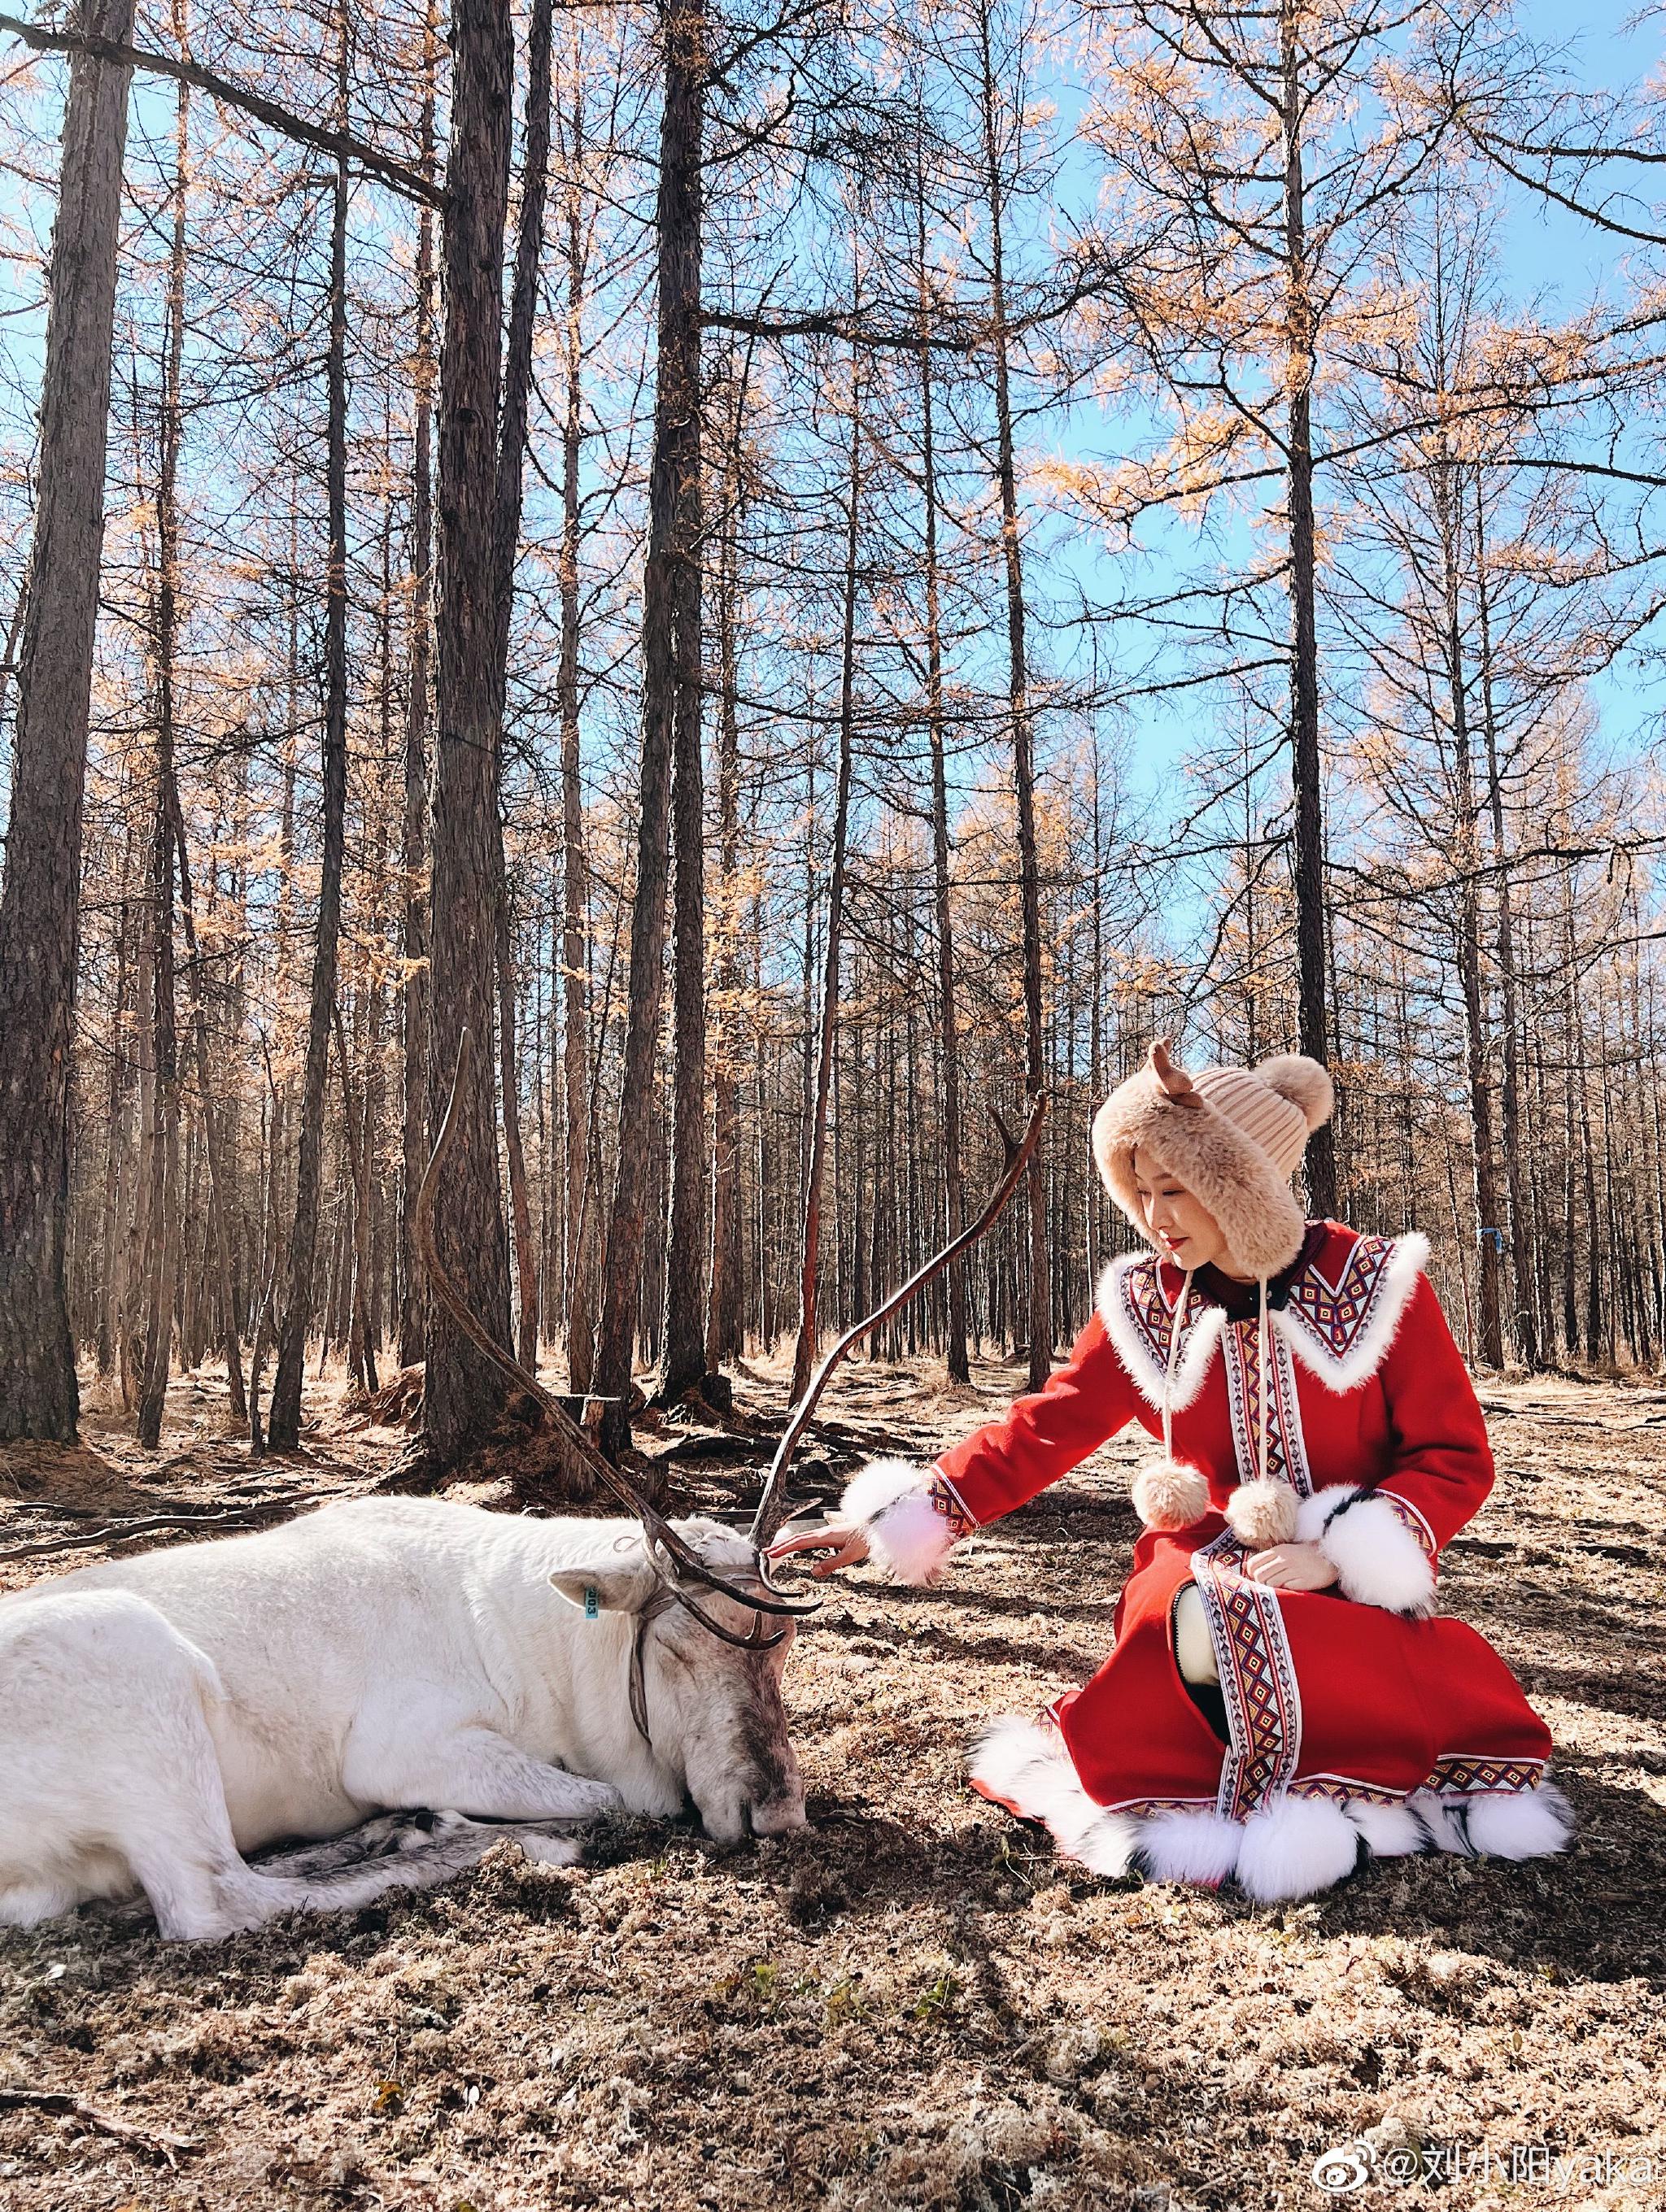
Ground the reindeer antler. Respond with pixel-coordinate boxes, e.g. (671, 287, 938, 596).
(417, 1031, 817, 1633)
(748, 1088, 1049, 1550)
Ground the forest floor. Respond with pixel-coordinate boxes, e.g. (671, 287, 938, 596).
(2, 1352, 1664, 2212)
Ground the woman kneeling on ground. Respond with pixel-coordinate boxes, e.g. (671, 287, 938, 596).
(770, 1041, 1572, 1905)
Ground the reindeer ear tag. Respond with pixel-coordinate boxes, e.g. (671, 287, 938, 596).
(583, 1583, 600, 1620)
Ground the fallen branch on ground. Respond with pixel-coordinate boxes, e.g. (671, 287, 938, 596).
(0, 2084, 201, 2158)
(0, 1497, 325, 1564)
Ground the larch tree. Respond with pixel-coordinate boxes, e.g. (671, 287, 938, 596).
(421, 0, 517, 1468)
(490, 0, 555, 1376)
(266, 4, 353, 1452)
(0, 0, 134, 1442)
(1076, 0, 1491, 1217)
(593, 0, 707, 1465)
(398, 0, 440, 1374)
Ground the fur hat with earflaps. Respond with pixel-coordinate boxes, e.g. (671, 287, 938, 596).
(1092, 1040, 1334, 1278)
(1095, 1039, 1335, 1545)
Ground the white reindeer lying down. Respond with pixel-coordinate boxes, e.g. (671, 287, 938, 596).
(0, 1497, 805, 1940)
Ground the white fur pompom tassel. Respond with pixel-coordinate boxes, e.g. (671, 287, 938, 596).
(1463, 1782, 1574, 1861)
(1224, 1478, 1299, 1550)
(840, 1457, 960, 1587)
(1131, 1456, 1210, 1532)
(1235, 1794, 1363, 1902)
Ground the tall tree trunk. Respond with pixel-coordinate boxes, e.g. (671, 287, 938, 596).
(0, 0, 134, 1441)
(916, 130, 968, 1385)
(149, 40, 246, 1435)
(173, 803, 249, 1430)
(1280, 0, 1335, 1217)
(660, 462, 709, 1403)
(268, 29, 352, 1451)
(594, 0, 705, 1464)
(421, 0, 517, 1466)
(333, 1001, 378, 1395)
(497, 886, 540, 1369)
(976, 0, 1049, 1386)
(488, 0, 552, 1377)
(97, 821, 134, 1379)
(136, 44, 191, 1449)
(121, 862, 157, 1410)
(398, 0, 439, 1371)
(705, 403, 745, 1370)
(247, 1043, 286, 1454)
(1437, 458, 1503, 1368)
(556, 142, 596, 1395)
(135, 763, 181, 1448)
(659, 257, 709, 1404)
(491, 869, 535, 1374)
(791, 373, 860, 1404)
(1473, 478, 1537, 1367)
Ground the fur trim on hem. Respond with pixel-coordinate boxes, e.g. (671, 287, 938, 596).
(1459, 1782, 1575, 1861)
(968, 1718, 1571, 1900)
(840, 1458, 961, 1587)
(1235, 1795, 1364, 1901)
(1340, 1797, 1428, 1859)
(1096, 1254, 1226, 1413)
(1273, 1231, 1430, 1392)
(967, 1717, 1140, 1875)
(1297, 1486, 1437, 1616)
(1132, 1808, 1242, 1888)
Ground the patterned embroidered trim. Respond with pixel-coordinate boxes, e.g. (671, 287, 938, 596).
(926, 1466, 979, 1541)
(1095, 1793, 1222, 1818)
(1272, 1230, 1429, 1393)
(1221, 1312, 1312, 1496)
(1372, 1488, 1437, 1565)
(1100, 1767, 1549, 1822)
(1097, 1252, 1227, 1413)
(1422, 1753, 1547, 1796)
(1189, 1531, 1304, 1822)
(1286, 1774, 1405, 1806)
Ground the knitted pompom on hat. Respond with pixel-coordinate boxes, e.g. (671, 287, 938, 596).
(1091, 1040, 1335, 1278)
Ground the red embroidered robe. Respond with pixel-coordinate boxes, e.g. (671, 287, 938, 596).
(912, 1224, 1553, 1823)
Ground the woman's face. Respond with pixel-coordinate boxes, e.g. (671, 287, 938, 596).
(1132, 1145, 1232, 1272)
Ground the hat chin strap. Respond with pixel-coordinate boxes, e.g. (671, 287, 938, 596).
(1158, 1264, 1274, 1517)
(1159, 1268, 1194, 1464)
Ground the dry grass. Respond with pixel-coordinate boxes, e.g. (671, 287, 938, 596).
(2, 1353, 1664, 2210)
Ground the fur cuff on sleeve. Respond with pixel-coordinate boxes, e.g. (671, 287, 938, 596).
(840, 1457, 966, 1587)
(1296, 1486, 1437, 1618)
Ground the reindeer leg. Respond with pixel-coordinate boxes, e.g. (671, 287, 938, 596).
(341, 1715, 623, 1824)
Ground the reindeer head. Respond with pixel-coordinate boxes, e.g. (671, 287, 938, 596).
(549, 1518, 805, 1841)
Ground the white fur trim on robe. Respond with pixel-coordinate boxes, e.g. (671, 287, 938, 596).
(1297, 1485, 1437, 1617)
(1272, 1231, 1430, 1392)
(1418, 1781, 1574, 1861)
(970, 1718, 1572, 1897)
(1095, 1253, 1227, 1413)
(840, 1458, 962, 1587)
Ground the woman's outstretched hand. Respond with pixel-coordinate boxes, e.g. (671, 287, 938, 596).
(765, 1520, 871, 1578)
(1241, 1541, 1339, 1592)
